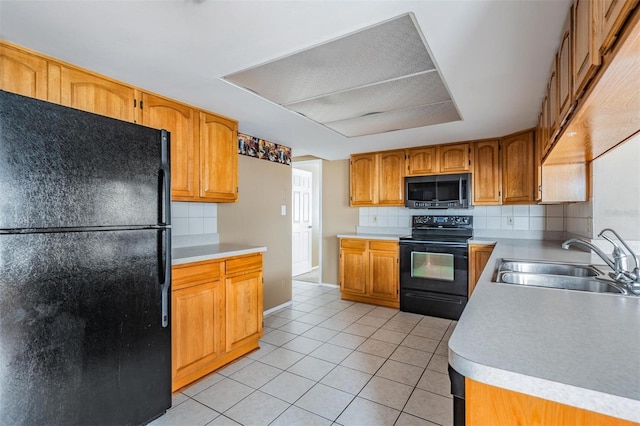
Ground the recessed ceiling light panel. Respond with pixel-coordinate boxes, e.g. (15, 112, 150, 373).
(285, 71, 452, 123)
(323, 101, 460, 137)
(223, 13, 461, 137)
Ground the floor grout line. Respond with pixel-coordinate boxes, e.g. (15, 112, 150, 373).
(159, 282, 455, 426)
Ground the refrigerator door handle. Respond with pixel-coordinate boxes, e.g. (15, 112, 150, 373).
(159, 228, 171, 328)
(160, 130, 171, 226)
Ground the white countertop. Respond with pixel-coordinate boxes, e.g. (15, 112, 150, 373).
(172, 243, 267, 265)
(337, 233, 408, 241)
(448, 238, 640, 422)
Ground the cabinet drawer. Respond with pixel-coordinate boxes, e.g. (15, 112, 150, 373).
(172, 260, 222, 290)
(225, 253, 263, 276)
(369, 240, 398, 251)
(340, 239, 367, 250)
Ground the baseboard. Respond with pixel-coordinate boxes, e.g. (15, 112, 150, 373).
(264, 301, 293, 316)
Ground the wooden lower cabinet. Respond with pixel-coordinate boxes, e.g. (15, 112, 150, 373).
(467, 379, 636, 425)
(339, 238, 399, 308)
(224, 254, 264, 353)
(468, 243, 495, 297)
(171, 252, 263, 392)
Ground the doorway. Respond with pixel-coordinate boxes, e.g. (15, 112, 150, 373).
(292, 160, 322, 284)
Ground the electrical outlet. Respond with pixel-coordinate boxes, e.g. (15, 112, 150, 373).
(507, 216, 514, 226)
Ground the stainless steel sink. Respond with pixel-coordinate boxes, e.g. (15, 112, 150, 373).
(494, 258, 630, 295)
(496, 272, 626, 294)
(497, 259, 601, 277)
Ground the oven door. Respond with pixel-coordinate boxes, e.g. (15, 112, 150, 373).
(399, 241, 468, 296)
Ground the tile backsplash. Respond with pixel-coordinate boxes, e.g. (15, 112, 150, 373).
(359, 205, 565, 236)
(171, 202, 218, 236)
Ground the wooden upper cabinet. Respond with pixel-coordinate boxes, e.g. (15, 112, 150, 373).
(141, 93, 199, 200)
(541, 94, 551, 157)
(501, 130, 535, 204)
(573, 0, 601, 99)
(558, 8, 574, 127)
(535, 113, 543, 203)
(200, 112, 238, 202)
(406, 143, 469, 176)
(377, 150, 405, 206)
(599, 0, 640, 53)
(406, 146, 439, 176)
(548, 56, 559, 140)
(59, 67, 137, 122)
(350, 154, 378, 206)
(472, 140, 501, 205)
(0, 43, 48, 100)
(440, 143, 470, 173)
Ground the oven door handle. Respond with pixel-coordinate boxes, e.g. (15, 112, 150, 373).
(404, 292, 465, 303)
(399, 241, 468, 249)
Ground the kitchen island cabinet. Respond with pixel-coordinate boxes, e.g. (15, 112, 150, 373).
(467, 378, 636, 425)
(449, 239, 640, 424)
(171, 251, 263, 392)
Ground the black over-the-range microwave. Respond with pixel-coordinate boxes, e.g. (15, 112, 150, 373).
(404, 173, 471, 209)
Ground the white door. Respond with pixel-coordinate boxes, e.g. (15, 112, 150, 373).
(292, 168, 312, 276)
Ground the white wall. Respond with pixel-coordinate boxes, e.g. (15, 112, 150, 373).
(564, 134, 640, 257)
(592, 134, 640, 241)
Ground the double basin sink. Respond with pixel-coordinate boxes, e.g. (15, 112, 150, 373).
(494, 259, 631, 295)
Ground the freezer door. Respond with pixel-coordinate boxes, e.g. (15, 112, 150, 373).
(0, 229, 171, 425)
(0, 90, 169, 229)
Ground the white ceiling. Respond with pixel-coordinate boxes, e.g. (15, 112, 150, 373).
(0, 0, 571, 160)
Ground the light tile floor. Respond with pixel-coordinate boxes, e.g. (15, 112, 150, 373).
(150, 281, 456, 426)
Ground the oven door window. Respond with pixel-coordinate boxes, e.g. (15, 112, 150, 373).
(411, 251, 454, 281)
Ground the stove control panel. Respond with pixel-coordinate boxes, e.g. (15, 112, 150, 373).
(411, 215, 472, 228)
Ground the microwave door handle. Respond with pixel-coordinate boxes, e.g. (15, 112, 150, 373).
(459, 177, 462, 205)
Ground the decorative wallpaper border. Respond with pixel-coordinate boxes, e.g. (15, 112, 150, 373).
(238, 132, 291, 166)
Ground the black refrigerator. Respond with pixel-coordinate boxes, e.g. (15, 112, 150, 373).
(0, 90, 172, 425)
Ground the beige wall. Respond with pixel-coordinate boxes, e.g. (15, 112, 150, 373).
(218, 155, 292, 310)
(321, 159, 359, 285)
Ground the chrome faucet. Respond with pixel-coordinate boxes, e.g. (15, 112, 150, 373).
(562, 229, 640, 291)
(561, 238, 619, 271)
(598, 228, 640, 288)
